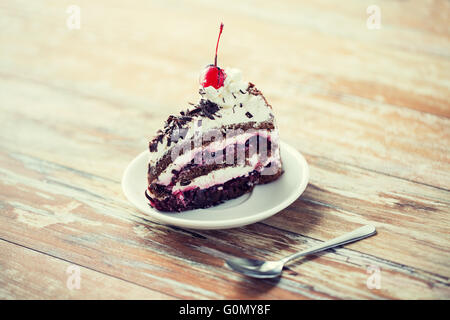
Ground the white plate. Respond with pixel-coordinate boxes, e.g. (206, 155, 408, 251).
(122, 141, 309, 230)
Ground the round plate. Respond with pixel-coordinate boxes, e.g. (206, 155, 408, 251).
(122, 141, 309, 230)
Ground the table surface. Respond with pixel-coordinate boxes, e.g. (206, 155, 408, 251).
(1, 0, 449, 300)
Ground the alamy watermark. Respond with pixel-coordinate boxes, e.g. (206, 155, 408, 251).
(366, 5, 381, 30)
(66, 5, 81, 30)
(165, 127, 280, 176)
(366, 265, 381, 289)
(66, 265, 81, 290)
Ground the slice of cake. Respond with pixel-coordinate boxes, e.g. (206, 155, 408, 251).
(146, 24, 283, 212)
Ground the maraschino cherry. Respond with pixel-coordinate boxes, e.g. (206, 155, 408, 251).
(200, 23, 226, 89)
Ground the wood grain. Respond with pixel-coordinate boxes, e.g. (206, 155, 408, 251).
(0, 239, 174, 299)
(0, 0, 449, 299)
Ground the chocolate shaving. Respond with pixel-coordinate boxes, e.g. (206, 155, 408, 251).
(148, 99, 221, 152)
(149, 141, 158, 152)
(245, 112, 253, 118)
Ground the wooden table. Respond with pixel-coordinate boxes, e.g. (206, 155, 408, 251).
(1, 0, 449, 300)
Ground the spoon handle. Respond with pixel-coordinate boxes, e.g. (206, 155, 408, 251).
(280, 225, 376, 264)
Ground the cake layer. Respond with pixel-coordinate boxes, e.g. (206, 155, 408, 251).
(148, 136, 281, 199)
(171, 158, 276, 193)
(145, 166, 282, 212)
(148, 120, 276, 183)
(152, 130, 277, 186)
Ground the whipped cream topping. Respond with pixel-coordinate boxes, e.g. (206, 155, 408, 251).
(200, 68, 273, 129)
(202, 68, 248, 107)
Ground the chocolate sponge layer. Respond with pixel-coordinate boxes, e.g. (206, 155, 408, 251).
(145, 166, 282, 212)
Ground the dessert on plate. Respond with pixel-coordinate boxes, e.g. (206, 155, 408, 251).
(146, 24, 283, 212)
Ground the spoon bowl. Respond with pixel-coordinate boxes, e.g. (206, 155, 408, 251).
(225, 225, 376, 279)
(226, 258, 284, 278)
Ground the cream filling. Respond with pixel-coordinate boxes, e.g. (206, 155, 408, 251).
(171, 153, 279, 193)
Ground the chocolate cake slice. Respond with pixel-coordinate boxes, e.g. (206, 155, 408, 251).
(145, 24, 282, 212)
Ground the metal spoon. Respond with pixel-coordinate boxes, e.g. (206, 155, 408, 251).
(226, 225, 376, 278)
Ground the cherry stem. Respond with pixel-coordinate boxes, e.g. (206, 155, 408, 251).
(214, 23, 224, 67)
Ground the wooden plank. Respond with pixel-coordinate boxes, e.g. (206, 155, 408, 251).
(0, 148, 449, 299)
(0, 0, 449, 300)
(0, 239, 175, 299)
